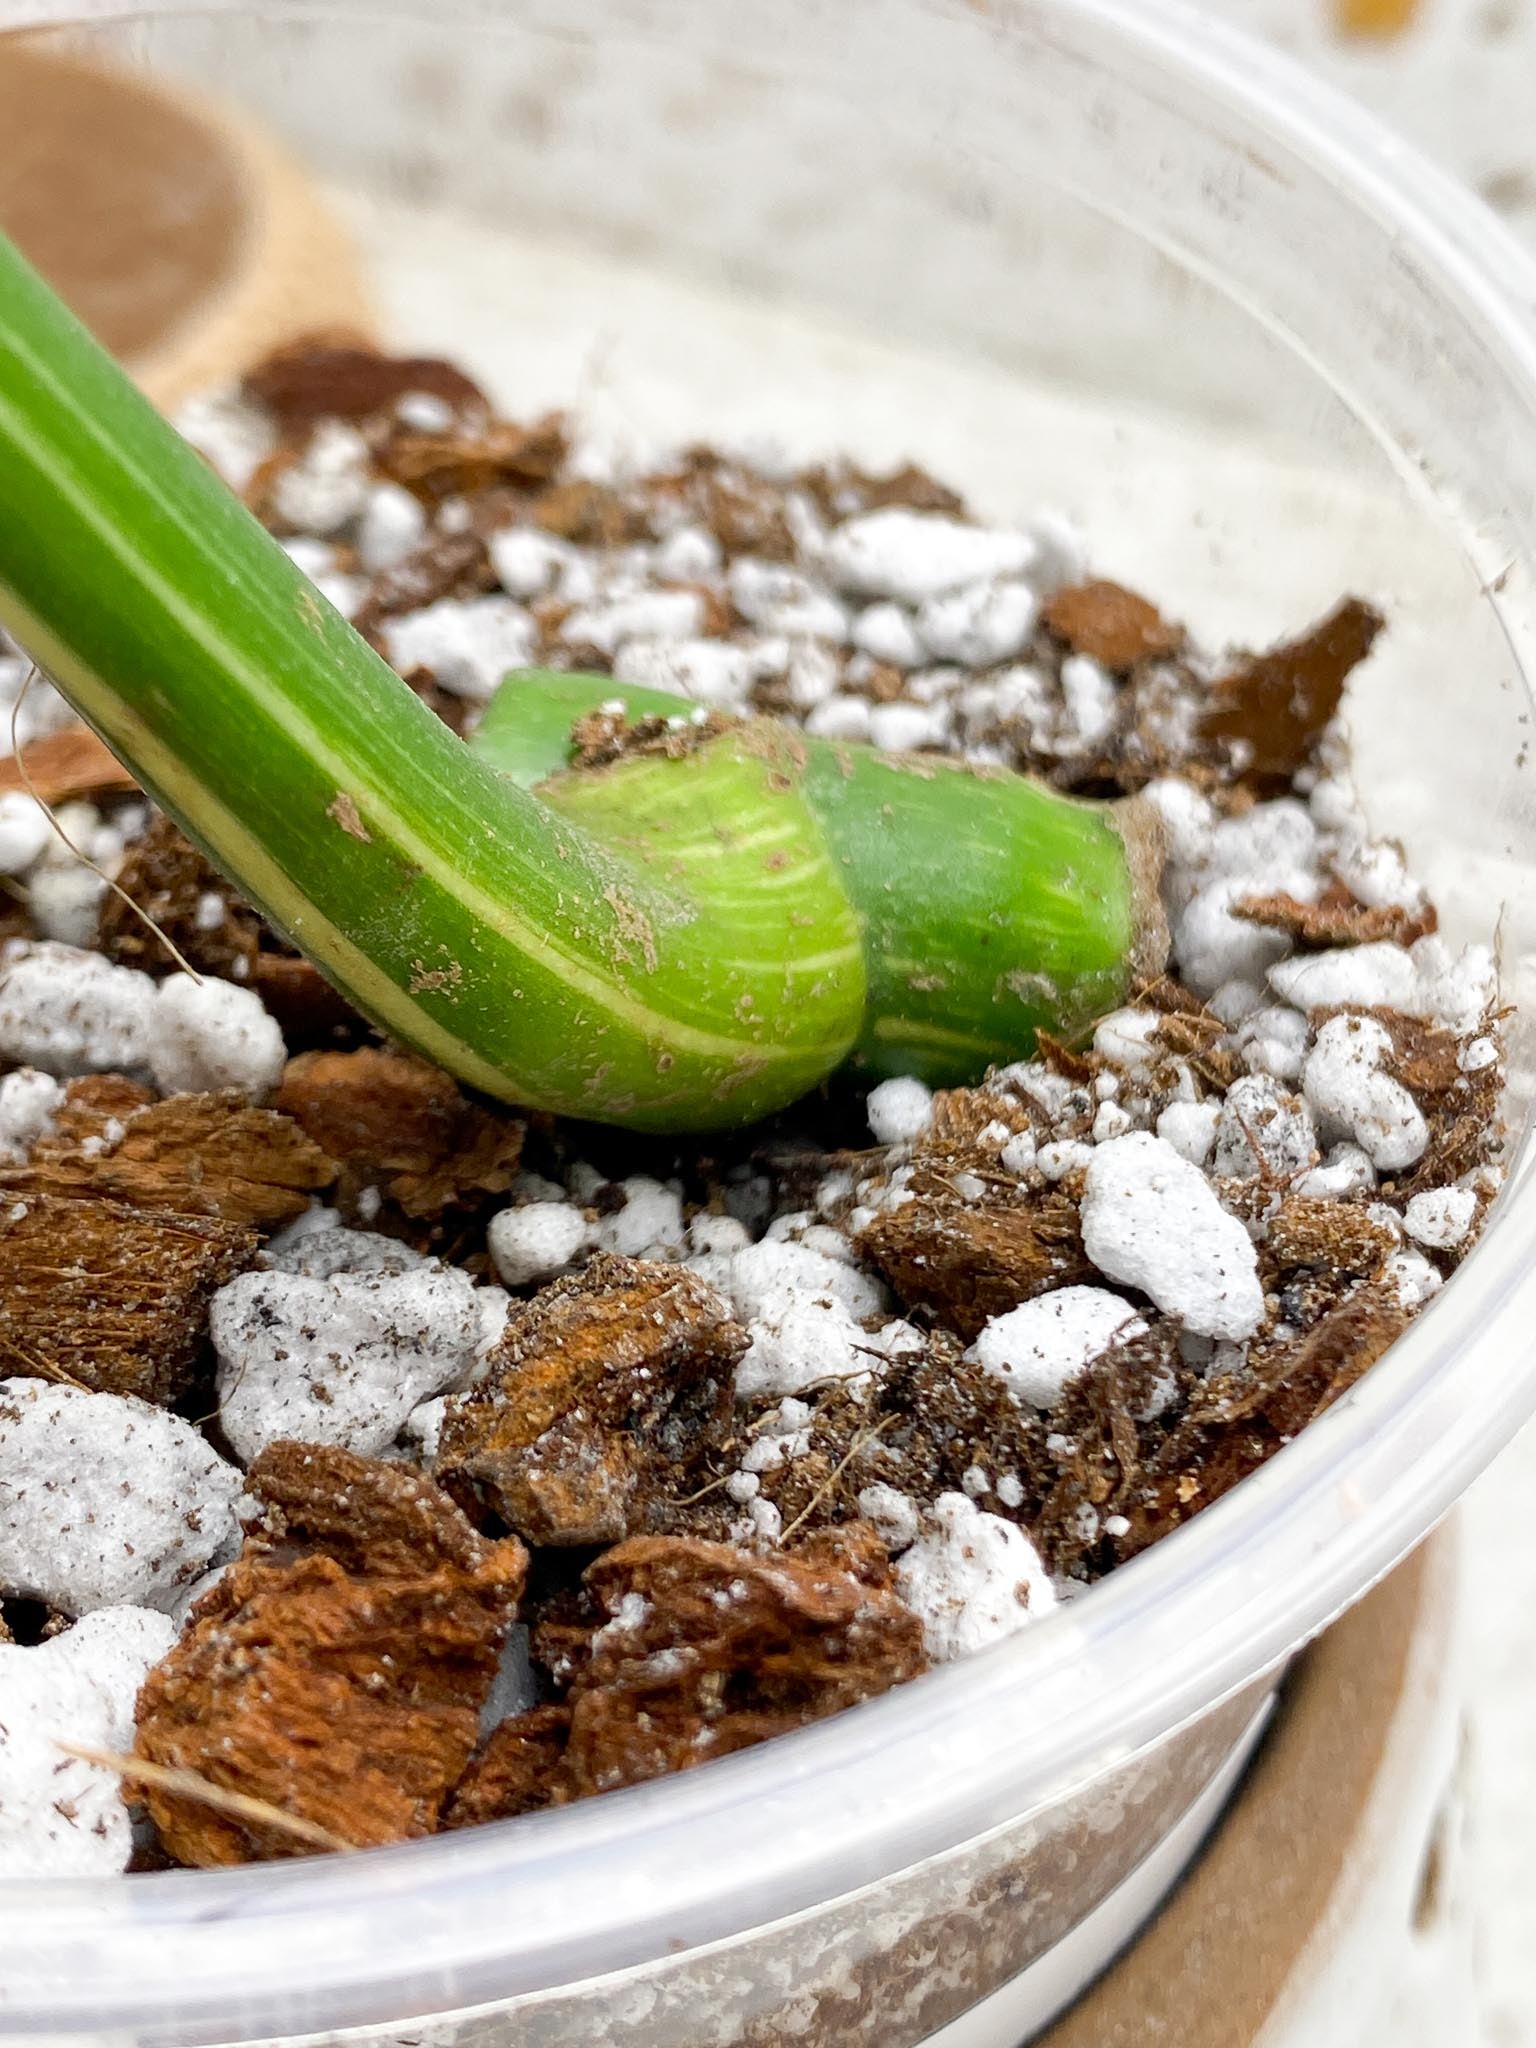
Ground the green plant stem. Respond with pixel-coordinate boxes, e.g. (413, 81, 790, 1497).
(0, 229, 864, 1130)
(474, 674, 1164, 1083)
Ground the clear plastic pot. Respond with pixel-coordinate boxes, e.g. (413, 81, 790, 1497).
(5, 1, 1536, 2042)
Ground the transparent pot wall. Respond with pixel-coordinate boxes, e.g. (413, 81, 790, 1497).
(92, 0, 1536, 1070)
(7, 4, 1536, 2046)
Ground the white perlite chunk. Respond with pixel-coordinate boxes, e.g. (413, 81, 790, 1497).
(594, 1176, 687, 1260)
(0, 943, 156, 1075)
(1294, 1143, 1376, 1200)
(562, 590, 706, 656)
(1174, 875, 1312, 996)
(1302, 1015, 1428, 1172)
(734, 1298, 877, 1402)
(1091, 1100, 1133, 1144)
(613, 637, 766, 709)
(804, 693, 873, 741)
(174, 390, 275, 492)
(1269, 942, 1420, 1015)
(1143, 778, 1217, 867)
(1212, 1074, 1317, 1181)
(488, 1201, 595, 1286)
(266, 1223, 429, 1278)
(999, 1128, 1038, 1177)
(0, 1607, 176, 1877)
(0, 1068, 62, 1164)
(653, 524, 722, 582)
(852, 602, 924, 668)
(971, 1287, 1147, 1408)
(687, 1211, 752, 1259)
(727, 559, 847, 640)
(1412, 937, 1498, 1035)
(717, 1238, 886, 1324)
(915, 579, 1038, 666)
(822, 510, 1038, 603)
(1236, 1004, 1311, 1084)
(1461, 1036, 1499, 1074)
(0, 1381, 241, 1614)
(1155, 1099, 1221, 1168)
(212, 1264, 487, 1463)
(400, 1395, 448, 1467)
(487, 526, 572, 600)
(1384, 1249, 1443, 1309)
(1093, 1007, 1161, 1071)
(1402, 1186, 1478, 1251)
(1080, 1133, 1265, 1340)
(856, 1482, 920, 1553)
(867, 701, 948, 753)
(1202, 799, 1318, 886)
(149, 974, 286, 1101)
(866, 1075, 934, 1147)
(0, 791, 51, 875)
(1056, 655, 1118, 752)
(0, 660, 73, 752)
(384, 596, 537, 701)
(1038, 1138, 1093, 1181)
(356, 482, 427, 574)
(269, 421, 371, 534)
(894, 1493, 1056, 1662)
(27, 865, 106, 948)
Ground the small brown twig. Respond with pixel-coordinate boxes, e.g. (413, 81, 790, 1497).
(57, 1744, 359, 1856)
(779, 1413, 899, 1543)
(0, 1336, 90, 1393)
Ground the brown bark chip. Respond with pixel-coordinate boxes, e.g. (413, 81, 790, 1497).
(95, 813, 263, 980)
(0, 1192, 256, 1403)
(858, 1192, 1092, 1344)
(452, 1533, 925, 1820)
(274, 1049, 524, 1218)
(1018, 1288, 1407, 1578)
(850, 1080, 1101, 1340)
(1203, 597, 1383, 792)
(566, 1534, 926, 1794)
(382, 415, 568, 505)
(438, 1255, 745, 1545)
(134, 1444, 527, 1865)
(244, 1440, 512, 1578)
(687, 1340, 1033, 1552)
(444, 1703, 573, 1827)
(1263, 1195, 1397, 1280)
(242, 340, 489, 425)
(0, 894, 32, 949)
(531, 477, 651, 549)
(798, 458, 967, 521)
(1374, 1010, 1504, 1200)
(1232, 884, 1435, 950)
(0, 728, 138, 806)
(1126, 1290, 1411, 1547)
(352, 530, 496, 628)
(250, 953, 366, 1047)
(3, 1079, 336, 1231)
(1043, 580, 1184, 671)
